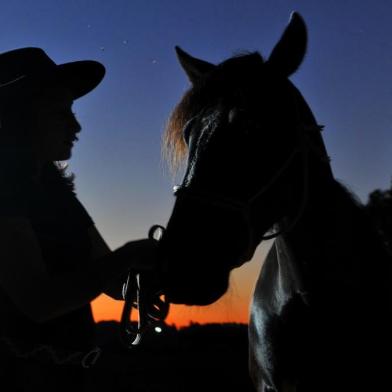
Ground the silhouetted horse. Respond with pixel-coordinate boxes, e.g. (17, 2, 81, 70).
(159, 13, 392, 392)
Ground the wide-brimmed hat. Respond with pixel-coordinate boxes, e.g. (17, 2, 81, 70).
(0, 47, 105, 101)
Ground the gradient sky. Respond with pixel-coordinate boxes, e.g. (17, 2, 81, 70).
(2, 1, 391, 327)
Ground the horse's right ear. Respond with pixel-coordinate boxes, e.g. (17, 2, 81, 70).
(267, 12, 307, 77)
(175, 46, 216, 84)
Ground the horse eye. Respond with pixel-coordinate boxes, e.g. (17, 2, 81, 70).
(228, 107, 246, 125)
(228, 108, 237, 123)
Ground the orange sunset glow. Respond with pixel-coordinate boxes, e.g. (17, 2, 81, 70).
(91, 244, 271, 327)
(92, 293, 249, 327)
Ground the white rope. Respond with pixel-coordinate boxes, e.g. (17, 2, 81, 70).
(1, 336, 101, 368)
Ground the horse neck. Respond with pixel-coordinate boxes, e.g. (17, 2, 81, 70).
(280, 173, 390, 297)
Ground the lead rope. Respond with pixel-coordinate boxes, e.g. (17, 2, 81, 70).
(120, 225, 169, 348)
(258, 128, 310, 241)
(0, 336, 101, 368)
(232, 129, 311, 262)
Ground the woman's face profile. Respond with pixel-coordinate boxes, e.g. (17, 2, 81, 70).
(31, 86, 81, 162)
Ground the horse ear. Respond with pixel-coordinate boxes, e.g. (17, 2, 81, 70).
(175, 46, 216, 84)
(267, 12, 307, 77)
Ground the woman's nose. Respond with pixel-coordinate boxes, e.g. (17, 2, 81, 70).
(70, 116, 81, 134)
(74, 122, 81, 133)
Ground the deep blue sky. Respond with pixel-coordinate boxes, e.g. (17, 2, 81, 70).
(1, 1, 391, 322)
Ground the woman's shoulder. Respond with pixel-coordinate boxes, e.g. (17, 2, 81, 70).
(0, 181, 30, 217)
(0, 163, 73, 217)
(43, 163, 95, 228)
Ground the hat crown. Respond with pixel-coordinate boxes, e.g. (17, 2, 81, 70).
(0, 47, 57, 87)
(0, 47, 105, 100)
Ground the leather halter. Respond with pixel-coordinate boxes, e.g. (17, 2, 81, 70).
(173, 122, 324, 265)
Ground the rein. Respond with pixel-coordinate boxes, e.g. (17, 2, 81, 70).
(120, 225, 170, 347)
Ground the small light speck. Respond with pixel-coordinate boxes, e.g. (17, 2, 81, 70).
(123, 40, 128, 45)
(154, 326, 162, 333)
(151, 59, 158, 64)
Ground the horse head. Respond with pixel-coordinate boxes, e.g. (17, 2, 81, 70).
(159, 12, 332, 306)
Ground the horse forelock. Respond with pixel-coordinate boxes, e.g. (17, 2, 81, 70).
(163, 52, 266, 173)
(163, 88, 197, 173)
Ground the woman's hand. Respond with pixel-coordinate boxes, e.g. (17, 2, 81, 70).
(100, 238, 159, 300)
(118, 238, 159, 271)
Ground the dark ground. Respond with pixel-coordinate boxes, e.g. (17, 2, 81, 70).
(86, 321, 256, 392)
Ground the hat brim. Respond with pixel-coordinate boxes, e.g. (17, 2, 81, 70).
(57, 60, 105, 100)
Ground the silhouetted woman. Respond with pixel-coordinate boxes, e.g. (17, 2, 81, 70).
(0, 47, 158, 391)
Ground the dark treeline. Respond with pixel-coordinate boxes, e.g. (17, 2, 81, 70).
(87, 321, 255, 392)
(365, 180, 392, 252)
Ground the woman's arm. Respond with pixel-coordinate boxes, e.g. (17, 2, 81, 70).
(0, 218, 157, 322)
(87, 225, 159, 300)
(0, 217, 103, 323)
(87, 225, 124, 300)
(88, 225, 112, 259)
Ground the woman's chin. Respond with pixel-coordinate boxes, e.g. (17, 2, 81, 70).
(56, 149, 72, 161)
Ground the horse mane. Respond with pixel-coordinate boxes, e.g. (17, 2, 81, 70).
(162, 52, 264, 173)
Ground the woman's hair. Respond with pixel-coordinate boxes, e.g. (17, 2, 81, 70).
(43, 161, 75, 192)
(0, 95, 75, 193)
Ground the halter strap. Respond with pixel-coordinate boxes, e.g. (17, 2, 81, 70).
(173, 122, 321, 263)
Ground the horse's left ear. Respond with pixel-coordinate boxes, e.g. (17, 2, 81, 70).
(267, 12, 307, 77)
(175, 46, 216, 84)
